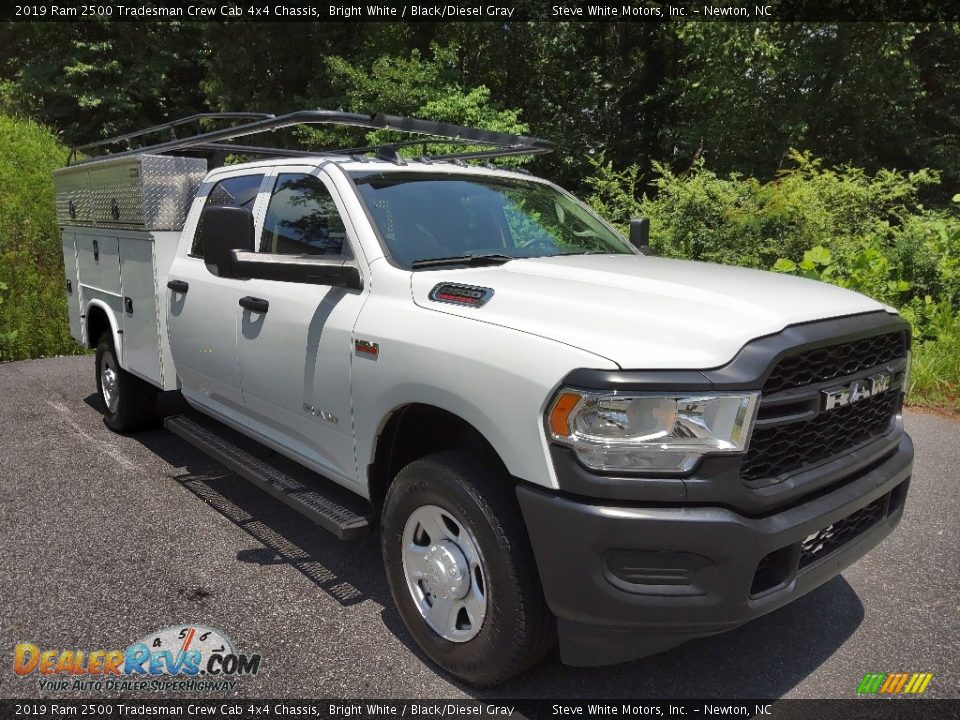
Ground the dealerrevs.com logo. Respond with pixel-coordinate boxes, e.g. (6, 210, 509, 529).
(13, 625, 261, 693)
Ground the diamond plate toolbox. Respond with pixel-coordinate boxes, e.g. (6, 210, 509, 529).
(54, 154, 208, 231)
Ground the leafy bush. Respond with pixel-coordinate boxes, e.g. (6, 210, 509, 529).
(0, 281, 18, 360)
(584, 154, 644, 226)
(0, 113, 82, 361)
(621, 151, 941, 268)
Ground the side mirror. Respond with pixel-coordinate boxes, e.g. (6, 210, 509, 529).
(202, 206, 254, 278)
(629, 217, 653, 255)
(199, 204, 363, 290)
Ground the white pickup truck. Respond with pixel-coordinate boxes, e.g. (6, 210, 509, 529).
(56, 111, 914, 686)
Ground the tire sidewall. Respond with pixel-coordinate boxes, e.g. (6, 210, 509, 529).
(382, 460, 525, 682)
(95, 336, 123, 429)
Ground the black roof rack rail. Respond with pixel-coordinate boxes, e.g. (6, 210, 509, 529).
(190, 143, 324, 159)
(67, 110, 554, 166)
(67, 112, 275, 165)
(328, 137, 492, 156)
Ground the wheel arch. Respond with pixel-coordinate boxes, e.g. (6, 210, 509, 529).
(84, 299, 122, 354)
(367, 403, 511, 516)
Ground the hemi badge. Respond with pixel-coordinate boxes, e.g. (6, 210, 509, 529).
(355, 340, 379, 359)
(428, 283, 494, 308)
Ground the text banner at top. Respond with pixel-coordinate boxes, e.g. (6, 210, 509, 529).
(4, 0, 959, 23)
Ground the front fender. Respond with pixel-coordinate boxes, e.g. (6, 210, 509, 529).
(352, 298, 617, 491)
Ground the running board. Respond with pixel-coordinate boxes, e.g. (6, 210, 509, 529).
(164, 414, 371, 540)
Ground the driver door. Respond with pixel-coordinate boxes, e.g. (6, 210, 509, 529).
(235, 166, 368, 490)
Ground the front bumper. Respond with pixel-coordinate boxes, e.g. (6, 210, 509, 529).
(516, 433, 913, 667)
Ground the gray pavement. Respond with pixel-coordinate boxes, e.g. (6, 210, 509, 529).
(1, 356, 957, 700)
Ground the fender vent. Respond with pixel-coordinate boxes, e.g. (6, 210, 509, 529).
(428, 283, 494, 308)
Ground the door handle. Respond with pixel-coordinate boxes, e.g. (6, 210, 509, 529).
(167, 279, 189, 293)
(239, 296, 269, 314)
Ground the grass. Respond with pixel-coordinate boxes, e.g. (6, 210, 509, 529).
(908, 336, 960, 414)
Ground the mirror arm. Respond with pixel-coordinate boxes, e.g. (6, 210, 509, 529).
(230, 250, 363, 290)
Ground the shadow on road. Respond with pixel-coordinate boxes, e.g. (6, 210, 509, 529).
(94, 391, 867, 699)
(491, 576, 863, 699)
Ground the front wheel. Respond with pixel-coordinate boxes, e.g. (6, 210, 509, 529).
(95, 332, 156, 432)
(381, 450, 555, 686)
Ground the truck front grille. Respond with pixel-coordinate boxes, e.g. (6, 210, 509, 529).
(742, 391, 898, 483)
(762, 331, 906, 394)
(742, 328, 907, 485)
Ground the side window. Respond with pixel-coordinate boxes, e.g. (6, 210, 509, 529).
(190, 174, 264, 257)
(260, 174, 348, 257)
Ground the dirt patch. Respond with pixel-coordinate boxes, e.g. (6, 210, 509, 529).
(906, 404, 960, 424)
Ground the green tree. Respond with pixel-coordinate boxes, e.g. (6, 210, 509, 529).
(321, 44, 530, 161)
(667, 23, 960, 196)
(1, 22, 205, 145)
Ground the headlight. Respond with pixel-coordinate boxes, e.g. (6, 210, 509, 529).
(547, 390, 760, 472)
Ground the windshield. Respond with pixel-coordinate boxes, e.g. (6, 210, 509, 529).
(349, 171, 635, 268)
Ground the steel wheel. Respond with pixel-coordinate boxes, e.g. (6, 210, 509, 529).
(100, 348, 119, 414)
(401, 504, 488, 643)
(94, 332, 156, 432)
(382, 450, 556, 685)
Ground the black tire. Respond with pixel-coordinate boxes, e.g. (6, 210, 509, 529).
(94, 331, 156, 432)
(381, 449, 556, 686)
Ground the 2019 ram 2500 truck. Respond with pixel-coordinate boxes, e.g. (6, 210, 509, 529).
(56, 111, 913, 686)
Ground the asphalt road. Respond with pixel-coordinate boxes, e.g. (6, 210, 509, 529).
(1, 355, 958, 701)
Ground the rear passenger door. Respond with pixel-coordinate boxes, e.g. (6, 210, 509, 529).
(236, 167, 368, 489)
(166, 171, 267, 420)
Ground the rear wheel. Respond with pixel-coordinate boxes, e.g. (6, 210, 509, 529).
(95, 332, 156, 432)
(381, 450, 555, 686)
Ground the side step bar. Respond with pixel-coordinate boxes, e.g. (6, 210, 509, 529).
(165, 414, 371, 540)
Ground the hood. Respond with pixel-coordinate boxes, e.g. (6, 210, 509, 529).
(410, 254, 890, 369)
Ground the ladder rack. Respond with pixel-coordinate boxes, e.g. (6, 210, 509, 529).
(68, 112, 275, 164)
(68, 109, 554, 166)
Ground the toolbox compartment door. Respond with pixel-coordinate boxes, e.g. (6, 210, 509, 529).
(118, 234, 162, 385)
(76, 233, 121, 296)
(61, 230, 83, 344)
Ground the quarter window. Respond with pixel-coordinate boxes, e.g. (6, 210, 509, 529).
(260, 174, 348, 257)
(190, 174, 264, 257)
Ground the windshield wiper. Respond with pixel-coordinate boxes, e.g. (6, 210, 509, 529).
(410, 253, 514, 270)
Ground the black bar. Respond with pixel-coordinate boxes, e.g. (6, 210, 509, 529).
(1, 699, 958, 720)
(70, 112, 275, 158)
(191, 142, 331, 159)
(3, 1, 959, 23)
